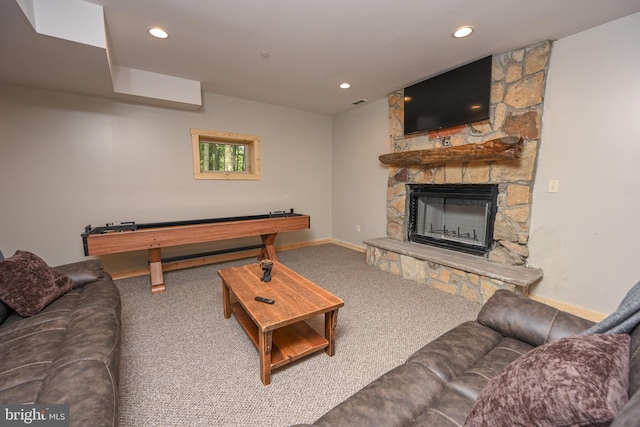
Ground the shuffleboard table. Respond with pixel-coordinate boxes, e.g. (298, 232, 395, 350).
(82, 211, 310, 294)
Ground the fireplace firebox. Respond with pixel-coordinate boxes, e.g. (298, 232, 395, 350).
(407, 184, 498, 255)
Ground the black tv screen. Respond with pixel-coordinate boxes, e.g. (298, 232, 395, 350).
(404, 56, 492, 135)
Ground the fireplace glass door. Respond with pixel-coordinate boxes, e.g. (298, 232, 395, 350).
(408, 184, 498, 255)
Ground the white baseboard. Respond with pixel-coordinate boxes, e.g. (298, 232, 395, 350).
(328, 239, 366, 253)
(528, 294, 606, 322)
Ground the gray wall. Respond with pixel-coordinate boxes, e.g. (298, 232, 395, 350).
(527, 12, 640, 313)
(331, 98, 389, 248)
(0, 87, 332, 271)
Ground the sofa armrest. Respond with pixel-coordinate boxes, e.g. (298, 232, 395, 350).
(478, 290, 594, 347)
(54, 259, 104, 287)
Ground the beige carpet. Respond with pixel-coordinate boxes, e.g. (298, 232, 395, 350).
(115, 244, 481, 426)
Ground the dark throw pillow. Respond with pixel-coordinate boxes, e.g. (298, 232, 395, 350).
(0, 250, 76, 317)
(464, 333, 630, 427)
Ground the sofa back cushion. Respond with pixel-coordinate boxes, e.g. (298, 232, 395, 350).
(478, 290, 594, 346)
(629, 323, 640, 396)
(0, 250, 13, 323)
(53, 259, 104, 287)
(0, 300, 11, 323)
(612, 325, 640, 427)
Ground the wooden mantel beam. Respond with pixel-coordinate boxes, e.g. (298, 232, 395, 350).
(379, 136, 523, 166)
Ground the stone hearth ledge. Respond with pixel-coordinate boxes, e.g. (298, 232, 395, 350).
(364, 237, 543, 301)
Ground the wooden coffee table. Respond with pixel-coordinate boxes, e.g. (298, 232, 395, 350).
(219, 261, 344, 385)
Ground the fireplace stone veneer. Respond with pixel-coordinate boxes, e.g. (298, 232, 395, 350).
(366, 41, 551, 303)
(365, 237, 542, 304)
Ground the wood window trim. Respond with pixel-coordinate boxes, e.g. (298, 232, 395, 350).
(191, 128, 261, 180)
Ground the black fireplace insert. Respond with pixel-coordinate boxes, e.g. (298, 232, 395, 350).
(407, 184, 498, 255)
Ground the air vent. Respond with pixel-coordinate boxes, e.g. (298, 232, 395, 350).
(352, 99, 368, 105)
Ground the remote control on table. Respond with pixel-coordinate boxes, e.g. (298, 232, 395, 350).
(255, 296, 275, 304)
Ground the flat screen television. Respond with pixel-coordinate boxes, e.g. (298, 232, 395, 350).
(404, 55, 492, 136)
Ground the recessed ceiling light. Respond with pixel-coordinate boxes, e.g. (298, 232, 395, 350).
(339, 82, 351, 89)
(148, 27, 169, 39)
(453, 26, 474, 38)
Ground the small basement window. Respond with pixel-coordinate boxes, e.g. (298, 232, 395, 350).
(191, 128, 261, 180)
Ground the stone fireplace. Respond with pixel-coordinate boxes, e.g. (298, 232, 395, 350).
(365, 41, 550, 304)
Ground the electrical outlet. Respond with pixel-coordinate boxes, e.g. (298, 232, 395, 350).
(547, 179, 559, 193)
(356, 225, 361, 232)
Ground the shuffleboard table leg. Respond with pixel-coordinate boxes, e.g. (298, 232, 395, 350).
(259, 233, 279, 262)
(149, 248, 166, 294)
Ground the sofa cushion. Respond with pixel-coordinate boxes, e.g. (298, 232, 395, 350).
(464, 333, 630, 427)
(0, 300, 12, 323)
(0, 250, 76, 317)
(313, 362, 446, 427)
(406, 321, 504, 383)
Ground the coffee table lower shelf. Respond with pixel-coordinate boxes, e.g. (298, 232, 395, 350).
(230, 302, 328, 369)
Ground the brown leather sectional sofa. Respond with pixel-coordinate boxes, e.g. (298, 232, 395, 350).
(0, 258, 121, 427)
(295, 290, 640, 427)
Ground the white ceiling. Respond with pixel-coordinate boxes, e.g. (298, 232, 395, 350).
(2, 0, 639, 115)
